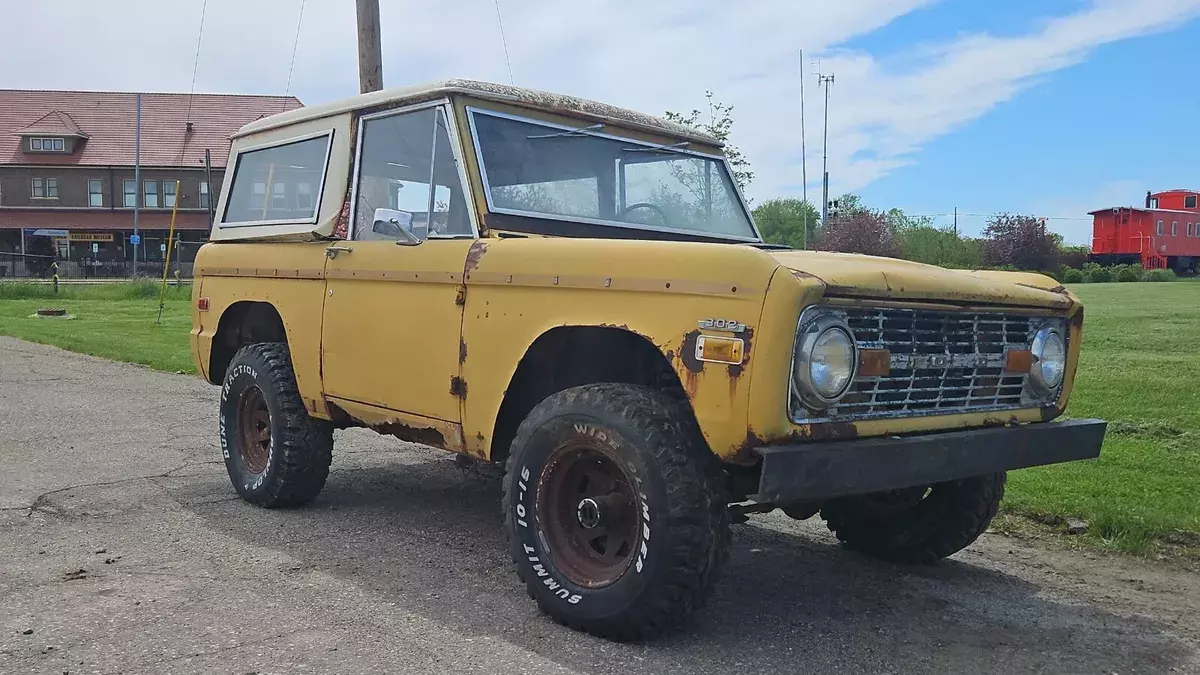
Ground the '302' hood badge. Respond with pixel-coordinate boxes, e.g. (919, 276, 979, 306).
(698, 318, 747, 333)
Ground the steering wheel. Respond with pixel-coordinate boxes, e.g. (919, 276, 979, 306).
(619, 202, 668, 224)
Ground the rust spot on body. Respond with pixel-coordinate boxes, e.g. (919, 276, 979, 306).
(459, 337, 468, 364)
(450, 376, 468, 399)
(464, 240, 489, 275)
(787, 421, 859, 442)
(726, 326, 754, 379)
(375, 422, 445, 448)
(790, 269, 827, 285)
(680, 330, 704, 374)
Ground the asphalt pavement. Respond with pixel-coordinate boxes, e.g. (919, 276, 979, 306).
(1, 335, 1198, 674)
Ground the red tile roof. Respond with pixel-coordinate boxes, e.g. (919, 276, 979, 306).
(0, 90, 302, 169)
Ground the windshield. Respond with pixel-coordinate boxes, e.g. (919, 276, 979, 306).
(468, 109, 759, 241)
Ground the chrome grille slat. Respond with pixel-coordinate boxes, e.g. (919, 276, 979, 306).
(792, 306, 1057, 423)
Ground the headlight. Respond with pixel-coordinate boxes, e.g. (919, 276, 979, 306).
(1030, 325, 1066, 394)
(794, 313, 857, 409)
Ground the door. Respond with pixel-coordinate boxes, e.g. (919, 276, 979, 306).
(320, 103, 477, 422)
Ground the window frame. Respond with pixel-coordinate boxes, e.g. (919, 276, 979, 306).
(163, 180, 177, 208)
(143, 180, 159, 208)
(1172, 221, 1178, 237)
(1157, 220, 1164, 236)
(220, 128, 335, 228)
(347, 99, 480, 240)
(32, 177, 44, 198)
(199, 181, 210, 209)
(88, 179, 103, 207)
(123, 179, 137, 208)
(464, 106, 762, 243)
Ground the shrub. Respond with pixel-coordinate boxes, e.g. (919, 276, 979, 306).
(1061, 268, 1084, 283)
(1115, 265, 1141, 282)
(1142, 268, 1177, 282)
(1085, 267, 1113, 283)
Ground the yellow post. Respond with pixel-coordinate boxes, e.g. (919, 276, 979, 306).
(156, 180, 182, 325)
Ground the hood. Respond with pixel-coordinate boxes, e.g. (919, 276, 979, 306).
(767, 250, 1072, 310)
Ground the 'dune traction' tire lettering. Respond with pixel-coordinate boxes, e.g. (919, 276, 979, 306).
(821, 472, 1006, 564)
(502, 383, 729, 641)
(219, 342, 333, 508)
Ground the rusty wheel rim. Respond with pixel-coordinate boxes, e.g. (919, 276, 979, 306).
(538, 443, 639, 588)
(236, 385, 271, 474)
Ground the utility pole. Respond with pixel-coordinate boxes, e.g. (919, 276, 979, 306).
(356, 0, 383, 93)
(799, 49, 808, 249)
(133, 93, 141, 276)
(817, 70, 835, 227)
(953, 206, 958, 236)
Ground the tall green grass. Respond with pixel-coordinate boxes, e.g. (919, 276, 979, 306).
(0, 280, 192, 301)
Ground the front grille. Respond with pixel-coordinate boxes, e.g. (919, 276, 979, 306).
(792, 306, 1061, 422)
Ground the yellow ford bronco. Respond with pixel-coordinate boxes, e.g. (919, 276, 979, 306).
(191, 79, 1106, 641)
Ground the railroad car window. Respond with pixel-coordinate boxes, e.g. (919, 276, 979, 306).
(1157, 220, 1164, 236)
(1172, 221, 1178, 236)
(1186, 195, 1197, 208)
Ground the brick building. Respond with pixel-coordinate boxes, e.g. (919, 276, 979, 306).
(0, 89, 301, 277)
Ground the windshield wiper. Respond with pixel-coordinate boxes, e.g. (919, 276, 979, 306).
(526, 123, 606, 140)
(621, 141, 692, 156)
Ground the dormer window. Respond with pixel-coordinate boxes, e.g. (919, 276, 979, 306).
(29, 137, 66, 152)
(1186, 194, 1198, 209)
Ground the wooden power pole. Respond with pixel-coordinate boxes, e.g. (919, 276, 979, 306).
(356, 0, 383, 93)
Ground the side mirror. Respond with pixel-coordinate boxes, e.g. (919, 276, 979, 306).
(372, 208, 426, 246)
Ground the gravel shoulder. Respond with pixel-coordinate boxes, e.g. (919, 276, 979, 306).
(1, 336, 1198, 675)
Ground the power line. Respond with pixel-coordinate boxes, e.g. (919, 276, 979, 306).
(284, 0, 307, 97)
(493, 0, 515, 85)
(184, 0, 209, 125)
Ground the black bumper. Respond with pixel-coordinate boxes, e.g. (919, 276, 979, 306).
(755, 418, 1107, 504)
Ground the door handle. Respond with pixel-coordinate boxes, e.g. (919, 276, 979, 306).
(325, 245, 352, 259)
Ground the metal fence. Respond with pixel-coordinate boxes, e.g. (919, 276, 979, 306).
(0, 244, 202, 280)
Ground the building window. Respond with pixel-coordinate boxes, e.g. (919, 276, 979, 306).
(88, 179, 103, 207)
(1172, 221, 1178, 236)
(143, 180, 159, 208)
(1157, 220, 1164, 236)
(29, 137, 65, 152)
(32, 178, 58, 199)
(1187, 195, 1198, 209)
(123, 179, 137, 207)
(297, 182, 313, 211)
(199, 181, 210, 208)
(164, 181, 176, 208)
(271, 182, 288, 209)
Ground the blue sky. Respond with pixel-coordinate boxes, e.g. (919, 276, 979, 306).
(849, 0, 1200, 242)
(3, 0, 1198, 245)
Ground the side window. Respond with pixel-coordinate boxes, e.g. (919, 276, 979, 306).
(1157, 220, 1164, 236)
(352, 106, 471, 240)
(1186, 194, 1197, 209)
(1172, 221, 1178, 236)
(223, 133, 330, 224)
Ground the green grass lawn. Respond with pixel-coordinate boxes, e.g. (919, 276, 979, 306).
(1, 280, 1199, 554)
(0, 283, 194, 373)
(1002, 281, 1200, 553)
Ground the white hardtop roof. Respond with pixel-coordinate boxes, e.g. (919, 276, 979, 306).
(234, 79, 722, 146)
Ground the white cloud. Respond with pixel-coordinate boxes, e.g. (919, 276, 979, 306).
(2, 0, 1197, 208)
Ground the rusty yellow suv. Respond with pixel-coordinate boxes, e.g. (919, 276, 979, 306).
(191, 80, 1106, 641)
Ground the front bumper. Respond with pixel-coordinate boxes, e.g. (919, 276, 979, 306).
(754, 418, 1106, 503)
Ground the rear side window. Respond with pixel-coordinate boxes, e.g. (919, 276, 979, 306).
(1187, 194, 1198, 209)
(223, 132, 332, 225)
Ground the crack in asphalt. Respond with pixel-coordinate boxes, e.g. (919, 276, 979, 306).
(10, 460, 225, 518)
(97, 630, 308, 675)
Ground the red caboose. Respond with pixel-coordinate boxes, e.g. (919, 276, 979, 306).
(1090, 189, 1200, 274)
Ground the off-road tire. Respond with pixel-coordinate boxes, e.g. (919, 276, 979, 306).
(821, 473, 1005, 564)
(502, 384, 730, 642)
(219, 342, 333, 508)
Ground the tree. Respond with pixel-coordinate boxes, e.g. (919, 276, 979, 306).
(665, 92, 753, 192)
(895, 225, 983, 269)
(981, 214, 1060, 272)
(25, 235, 56, 277)
(752, 198, 818, 248)
(816, 209, 901, 258)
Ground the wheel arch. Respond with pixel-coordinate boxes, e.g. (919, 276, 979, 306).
(208, 300, 289, 385)
(488, 325, 698, 465)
